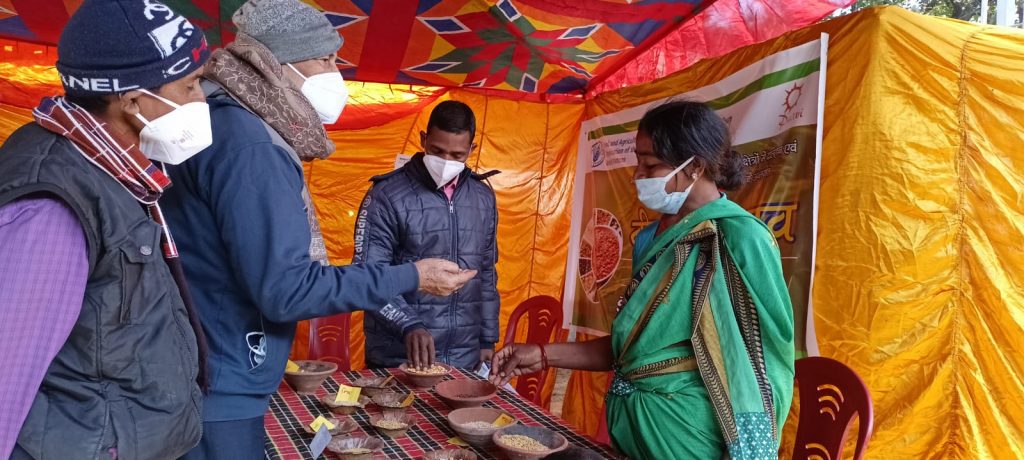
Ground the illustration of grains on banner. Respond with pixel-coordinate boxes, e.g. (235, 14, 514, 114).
(564, 36, 828, 355)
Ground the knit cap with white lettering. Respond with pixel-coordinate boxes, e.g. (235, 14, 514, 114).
(56, 0, 211, 97)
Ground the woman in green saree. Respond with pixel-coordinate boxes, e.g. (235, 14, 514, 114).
(490, 101, 795, 459)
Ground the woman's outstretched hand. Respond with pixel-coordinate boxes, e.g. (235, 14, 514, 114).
(488, 343, 543, 386)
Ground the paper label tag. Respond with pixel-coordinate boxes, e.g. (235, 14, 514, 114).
(308, 425, 331, 458)
(285, 360, 300, 372)
(402, 392, 415, 406)
(334, 384, 361, 404)
(447, 437, 470, 447)
(309, 415, 335, 432)
(395, 154, 412, 170)
(492, 413, 515, 427)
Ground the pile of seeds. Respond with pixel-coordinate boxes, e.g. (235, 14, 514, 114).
(340, 448, 371, 454)
(405, 364, 448, 375)
(459, 421, 497, 430)
(499, 435, 548, 452)
(374, 420, 408, 430)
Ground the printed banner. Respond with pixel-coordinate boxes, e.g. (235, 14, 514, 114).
(563, 36, 829, 355)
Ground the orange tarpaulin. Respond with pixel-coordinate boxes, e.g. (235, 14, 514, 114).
(289, 89, 583, 408)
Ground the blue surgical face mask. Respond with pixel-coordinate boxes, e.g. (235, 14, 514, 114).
(635, 156, 697, 215)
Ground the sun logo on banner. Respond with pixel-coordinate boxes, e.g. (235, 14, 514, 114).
(779, 83, 805, 128)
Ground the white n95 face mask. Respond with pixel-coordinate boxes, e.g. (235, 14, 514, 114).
(423, 154, 465, 189)
(288, 64, 348, 125)
(635, 156, 697, 215)
(135, 89, 213, 165)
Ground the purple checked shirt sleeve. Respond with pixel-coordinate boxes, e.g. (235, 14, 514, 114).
(0, 196, 88, 458)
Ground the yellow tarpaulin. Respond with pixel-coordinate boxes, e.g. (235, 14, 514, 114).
(562, 7, 1024, 459)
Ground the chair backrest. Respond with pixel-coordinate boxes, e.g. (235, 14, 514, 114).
(792, 356, 873, 460)
(503, 295, 563, 405)
(308, 314, 351, 371)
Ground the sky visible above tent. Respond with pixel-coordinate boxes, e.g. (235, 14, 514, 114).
(0, 0, 851, 99)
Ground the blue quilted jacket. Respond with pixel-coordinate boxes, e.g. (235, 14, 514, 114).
(353, 153, 500, 369)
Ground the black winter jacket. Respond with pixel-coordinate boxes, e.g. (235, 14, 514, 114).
(353, 153, 500, 369)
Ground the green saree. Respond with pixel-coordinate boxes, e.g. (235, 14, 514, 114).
(606, 197, 795, 459)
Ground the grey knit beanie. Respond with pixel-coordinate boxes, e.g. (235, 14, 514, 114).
(232, 0, 343, 64)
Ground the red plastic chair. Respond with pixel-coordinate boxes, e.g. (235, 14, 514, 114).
(308, 314, 351, 371)
(792, 356, 873, 460)
(502, 295, 563, 406)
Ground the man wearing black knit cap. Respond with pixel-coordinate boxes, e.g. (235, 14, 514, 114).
(161, 1, 476, 458)
(0, 0, 211, 458)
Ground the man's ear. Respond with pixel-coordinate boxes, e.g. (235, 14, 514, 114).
(118, 90, 144, 117)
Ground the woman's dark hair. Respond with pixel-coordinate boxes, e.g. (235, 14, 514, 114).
(637, 100, 747, 190)
(427, 100, 476, 141)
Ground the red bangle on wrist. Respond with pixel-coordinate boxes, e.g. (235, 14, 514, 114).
(538, 343, 549, 370)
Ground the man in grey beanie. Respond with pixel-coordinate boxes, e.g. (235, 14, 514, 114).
(164, 1, 476, 458)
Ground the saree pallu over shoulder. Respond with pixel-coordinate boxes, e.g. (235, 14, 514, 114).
(608, 198, 794, 460)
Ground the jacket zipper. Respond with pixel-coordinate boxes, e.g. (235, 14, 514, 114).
(445, 189, 459, 363)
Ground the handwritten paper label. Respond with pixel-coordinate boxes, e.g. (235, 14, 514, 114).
(402, 393, 415, 406)
(447, 437, 470, 447)
(285, 360, 300, 372)
(308, 425, 331, 458)
(334, 384, 361, 404)
(309, 415, 335, 432)
(492, 413, 515, 427)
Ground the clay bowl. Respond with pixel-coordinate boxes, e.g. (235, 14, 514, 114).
(420, 448, 479, 460)
(371, 390, 415, 416)
(434, 379, 497, 409)
(350, 375, 396, 398)
(399, 362, 452, 388)
(321, 394, 372, 416)
(369, 411, 417, 439)
(300, 417, 357, 436)
(283, 360, 337, 395)
(447, 407, 517, 449)
(326, 435, 386, 460)
(492, 425, 569, 460)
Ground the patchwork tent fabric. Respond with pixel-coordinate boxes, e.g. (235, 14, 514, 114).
(0, 0, 849, 97)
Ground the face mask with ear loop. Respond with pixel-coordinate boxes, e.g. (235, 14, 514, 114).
(134, 89, 213, 165)
(634, 156, 699, 215)
(287, 63, 349, 125)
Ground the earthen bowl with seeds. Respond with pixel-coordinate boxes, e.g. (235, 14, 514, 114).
(369, 412, 417, 438)
(420, 448, 479, 460)
(320, 394, 372, 416)
(283, 360, 337, 395)
(434, 379, 497, 409)
(447, 407, 517, 449)
(326, 435, 385, 460)
(492, 425, 568, 460)
(371, 390, 415, 416)
(399, 362, 452, 388)
(350, 375, 395, 397)
(300, 417, 357, 436)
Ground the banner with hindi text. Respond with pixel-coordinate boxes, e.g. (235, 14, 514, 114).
(562, 36, 829, 355)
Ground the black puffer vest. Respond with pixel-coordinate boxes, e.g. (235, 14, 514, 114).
(0, 123, 202, 459)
